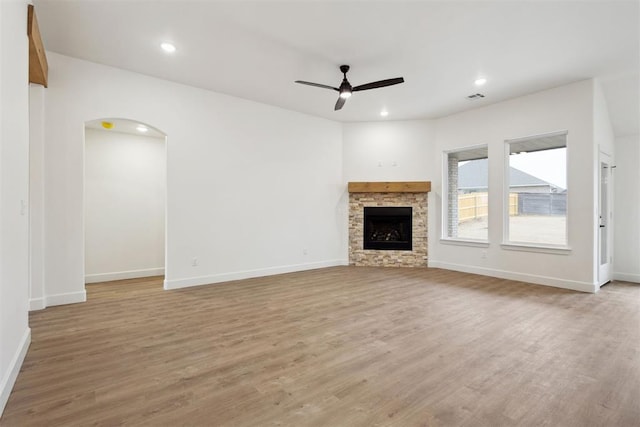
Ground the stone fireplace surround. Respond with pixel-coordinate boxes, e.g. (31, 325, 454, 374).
(348, 182, 430, 267)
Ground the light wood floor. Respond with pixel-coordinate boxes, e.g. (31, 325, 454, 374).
(2, 267, 639, 426)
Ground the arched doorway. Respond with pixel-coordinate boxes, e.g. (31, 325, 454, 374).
(83, 118, 167, 288)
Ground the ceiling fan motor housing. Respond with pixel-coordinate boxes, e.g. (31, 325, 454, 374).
(339, 80, 353, 97)
(339, 65, 352, 97)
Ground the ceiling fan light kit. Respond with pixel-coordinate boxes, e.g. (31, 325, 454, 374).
(295, 65, 404, 111)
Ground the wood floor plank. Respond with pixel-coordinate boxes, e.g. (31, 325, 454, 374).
(1, 267, 639, 426)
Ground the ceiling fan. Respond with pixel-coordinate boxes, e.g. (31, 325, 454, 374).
(295, 65, 404, 111)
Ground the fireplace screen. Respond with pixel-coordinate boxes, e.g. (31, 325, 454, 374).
(363, 207, 412, 251)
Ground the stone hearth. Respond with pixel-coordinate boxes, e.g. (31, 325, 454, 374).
(348, 182, 429, 267)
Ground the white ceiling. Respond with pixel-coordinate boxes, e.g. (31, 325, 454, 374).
(35, 1, 639, 135)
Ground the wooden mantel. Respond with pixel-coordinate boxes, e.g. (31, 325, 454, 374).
(348, 181, 431, 193)
(28, 4, 48, 87)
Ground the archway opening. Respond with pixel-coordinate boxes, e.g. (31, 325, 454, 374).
(83, 118, 167, 290)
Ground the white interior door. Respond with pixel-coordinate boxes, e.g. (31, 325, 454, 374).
(598, 153, 612, 286)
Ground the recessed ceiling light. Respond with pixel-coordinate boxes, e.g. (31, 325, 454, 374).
(475, 78, 487, 86)
(160, 42, 176, 53)
(136, 125, 148, 133)
(380, 110, 389, 117)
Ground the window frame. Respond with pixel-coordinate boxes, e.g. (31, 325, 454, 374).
(501, 130, 571, 253)
(441, 144, 490, 246)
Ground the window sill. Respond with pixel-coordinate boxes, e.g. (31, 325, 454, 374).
(500, 243, 571, 255)
(440, 238, 490, 248)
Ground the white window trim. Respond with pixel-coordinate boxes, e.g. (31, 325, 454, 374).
(503, 130, 569, 250)
(442, 144, 489, 243)
(504, 129, 568, 145)
(500, 243, 571, 255)
(441, 238, 490, 248)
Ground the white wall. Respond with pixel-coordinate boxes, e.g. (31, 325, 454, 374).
(343, 120, 435, 182)
(0, 0, 31, 415)
(343, 80, 600, 292)
(593, 79, 615, 156)
(29, 84, 45, 310)
(34, 52, 346, 305)
(614, 134, 640, 282)
(84, 128, 166, 283)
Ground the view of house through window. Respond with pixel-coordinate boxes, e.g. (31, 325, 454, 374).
(445, 146, 489, 240)
(506, 132, 567, 246)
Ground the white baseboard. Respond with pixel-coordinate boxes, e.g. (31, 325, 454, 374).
(613, 272, 640, 283)
(85, 267, 165, 284)
(29, 291, 87, 311)
(428, 260, 597, 293)
(0, 328, 31, 417)
(29, 297, 46, 311)
(164, 259, 349, 290)
(45, 290, 87, 307)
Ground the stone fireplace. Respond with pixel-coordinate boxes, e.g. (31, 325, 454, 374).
(348, 182, 430, 267)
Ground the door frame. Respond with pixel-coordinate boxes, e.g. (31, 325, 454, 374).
(598, 151, 613, 286)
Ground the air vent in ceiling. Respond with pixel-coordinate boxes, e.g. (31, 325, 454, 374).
(467, 93, 485, 99)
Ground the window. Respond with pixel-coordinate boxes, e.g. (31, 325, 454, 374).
(444, 145, 489, 241)
(505, 132, 567, 247)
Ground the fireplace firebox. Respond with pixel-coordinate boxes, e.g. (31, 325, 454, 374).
(363, 207, 412, 251)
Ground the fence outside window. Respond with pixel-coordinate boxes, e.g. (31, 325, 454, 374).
(457, 192, 514, 222)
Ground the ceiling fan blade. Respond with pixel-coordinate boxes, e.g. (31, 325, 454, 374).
(295, 80, 339, 91)
(334, 96, 347, 111)
(352, 77, 405, 92)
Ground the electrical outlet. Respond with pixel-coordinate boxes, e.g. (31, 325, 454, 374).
(303, 248, 308, 256)
(481, 250, 487, 259)
(192, 257, 199, 267)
